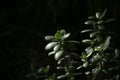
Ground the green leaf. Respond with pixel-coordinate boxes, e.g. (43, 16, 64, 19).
(57, 74, 67, 79)
(48, 51, 55, 56)
(61, 33, 71, 39)
(60, 29, 66, 36)
(96, 12, 101, 19)
(99, 9, 107, 19)
(114, 49, 119, 58)
(85, 20, 96, 25)
(92, 54, 102, 64)
(57, 66, 64, 70)
(83, 62, 88, 67)
(92, 68, 101, 76)
(85, 47, 93, 57)
(102, 36, 111, 50)
(57, 58, 65, 64)
(88, 16, 96, 19)
(82, 39, 93, 43)
(90, 32, 97, 38)
(81, 52, 87, 60)
(53, 44, 61, 52)
(55, 31, 61, 39)
(45, 42, 57, 50)
(55, 50, 64, 60)
(81, 29, 94, 33)
(45, 36, 56, 41)
(105, 18, 116, 23)
(65, 40, 80, 44)
(97, 20, 104, 24)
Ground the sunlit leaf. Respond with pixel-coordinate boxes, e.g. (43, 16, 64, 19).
(81, 29, 94, 33)
(53, 44, 61, 52)
(92, 54, 102, 64)
(55, 50, 64, 60)
(55, 31, 61, 39)
(45, 42, 57, 50)
(85, 20, 96, 25)
(57, 58, 65, 64)
(48, 51, 55, 56)
(45, 36, 56, 41)
(83, 62, 88, 67)
(96, 12, 101, 19)
(82, 39, 93, 43)
(92, 68, 101, 76)
(90, 32, 97, 38)
(61, 33, 71, 39)
(57, 74, 67, 79)
(97, 20, 104, 24)
(99, 9, 107, 19)
(88, 16, 96, 19)
(60, 29, 66, 36)
(85, 47, 93, 57)
(102, 36, 111, 50)
(81, 52, 87, 59)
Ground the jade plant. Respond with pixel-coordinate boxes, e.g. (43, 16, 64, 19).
(29, 9, 120, 80)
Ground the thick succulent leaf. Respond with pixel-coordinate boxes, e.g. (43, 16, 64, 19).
(96, 12, 101, 19)
(53, 44, 61, 52)
(85, 20, 96, 25)
(57, 58, 65, 64)
(81, 29, 94, 33)
(45, 42, 57, 50)
(57, 74, 67, 79)
(88, 16, 96, 19)
(97, 20, 104, 24)
(114, 49, 119, 58)
(81, 52, 87, 62)
(90, 32, 98, 38)
(83, 62, 88, 67)
(55, 50, 64, 60)
(105, 18, 116, 23)
(55, 31, 61, 39)
(92, 68, 101, 76)
(99, 9, 107, 19)
(102, 36, 111, 50)
(60, 29, 66, 36)
(45, 36, 56, 41)
(92, 54, 102, 64)
(48, 51, 55, 56)
(61, 33, 71, 39)
(57, 66, 64, 70)
(82, 39, 93, 43)
(85, 47, 93, 57)
(65, 40, 80, 44)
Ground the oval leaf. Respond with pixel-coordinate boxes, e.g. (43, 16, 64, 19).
(96, 12, 101, 19)
(45, 36, 55, 41)
(102, 36, 111, 50)
(54, 44, 61, 52)
(85, 20, 96, 25)
(45, 42, 57, 50)
(61, 33, 71, 39)
(55, 50, 64, 60)
(48, 51, 55, 56)
(81, 29, 94, 33)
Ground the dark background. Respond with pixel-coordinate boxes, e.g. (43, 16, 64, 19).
(0, 0, 120, 80)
